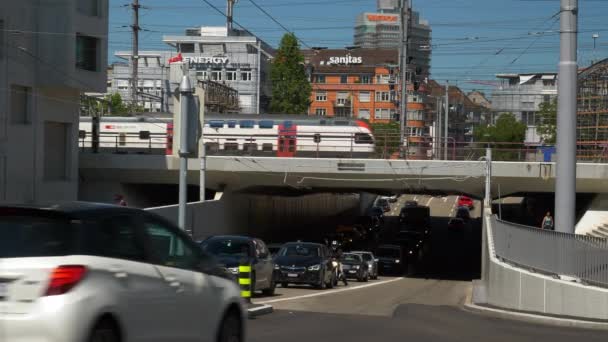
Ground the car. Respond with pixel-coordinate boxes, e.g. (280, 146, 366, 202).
(351, 251, 379, 279)
(267, 243, 284, 257)
(375, 244, 406, 275)
(448, 217, 466, 231)
(341, 253, 370, 282)
(274, 242, 335, 289)
(367, 206, 385, 224)
(455, 206, 471, 221)
(457, 195, 474, 209)
(387, 195, 399, 203)
(404, 200, 419, 208)
(0, 202, 246, 342)
(375, 198, 391, 212)
(200, 235, 276, 296)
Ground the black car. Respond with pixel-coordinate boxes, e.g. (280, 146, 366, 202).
(404, 200, 418, 208)
(341, 253, 370, 282)
(376, 198, 391, 212)
(274, 242, 335, 289)
(200, 235, 276, 295)
(375, 244, 406, 275)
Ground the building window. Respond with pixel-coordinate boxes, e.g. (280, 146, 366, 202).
(376, 74, 390, 84)
(340, 75, 348, 84)
(543, 95, 552, 103)
(315, 108, 327, 116)
(226, 70, 237, 81)
(375, 108, 391, 120)
(77, 0, 99, 16)
(179, 43, 195, 53)
(375, 91, 390, 102)
(361, 75, 371, 84)
(315, 91, 327, 102)
(196, 71, 209, 80)
(521, 101, 535, 110)
(336, 92, 349, 105)
(543, 79, 556, 87)
(10, 85, 31, 124)
(211, 70, 223, 81)
(316, 75, 326, 83)
(335, 108, 350, 117)
(241, 71, 252, 81)
(44, 122, 70, 181)
(359, 91, 371, 103)
(358, 109, 371, 119)
(521, 111, 538, 126)
(76, 35, 98, 71)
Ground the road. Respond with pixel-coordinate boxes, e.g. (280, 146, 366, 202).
(247, 194, 605, 341)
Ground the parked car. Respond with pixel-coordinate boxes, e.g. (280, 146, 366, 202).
(200, 235, 276, 296)
(404, 200, 419, 208)
(457, 195, 474, 209)
(341, 253, 370, 282)
(351, 251, 379, 280)
(375, 244, 406, 275)
(448, 217, 466, 231)
(455, 206, 471, 222)
(267, 243, 284, 257)
(387, 195, 399, 203)
(0, 202, 246, 342)
(274, 242, 335, 289)
(376, 198, 391, 213)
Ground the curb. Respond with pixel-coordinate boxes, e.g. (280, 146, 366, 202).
(462, 284, 608, 330)
(247, 304, 274, 319)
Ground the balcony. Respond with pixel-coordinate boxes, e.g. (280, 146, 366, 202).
(333, 99, 352, 108)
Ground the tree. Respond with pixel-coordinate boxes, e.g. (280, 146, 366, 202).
(270, 33, 312, 114)
(474, 113, 527, 160)
(536, 99, 557, 144)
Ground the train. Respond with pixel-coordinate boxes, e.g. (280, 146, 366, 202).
(79, 113, 377, 158)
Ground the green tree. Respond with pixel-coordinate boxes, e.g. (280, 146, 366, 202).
(536, 99, 557, 144)
(474, 113, 527, 160)
(368, 121, 401, 157)
(270, 33, 312, 114)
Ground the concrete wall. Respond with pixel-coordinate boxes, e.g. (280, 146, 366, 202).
(146, 192, 361, 242)
(476, 207, 608, 320)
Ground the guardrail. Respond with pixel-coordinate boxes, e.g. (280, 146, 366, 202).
(78, 132, 608, 162)
(492, 215, 608, 288)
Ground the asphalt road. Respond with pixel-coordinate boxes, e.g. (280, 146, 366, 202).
(246, 194, 606, 341)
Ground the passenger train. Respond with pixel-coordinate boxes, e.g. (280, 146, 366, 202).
(79, 113, 377, 158)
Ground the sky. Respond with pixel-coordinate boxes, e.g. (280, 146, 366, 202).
(109, 0, 608, 93)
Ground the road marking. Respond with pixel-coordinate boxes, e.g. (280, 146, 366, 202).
(443, 197, 448, 203)
(413, 196, 418, 201)
(256, 278, 403, 305)
(425, 198, 433, 207)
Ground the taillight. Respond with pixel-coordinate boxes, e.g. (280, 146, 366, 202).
(44, 265, 87, 296)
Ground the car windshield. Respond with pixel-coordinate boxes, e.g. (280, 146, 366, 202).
(376, 248, 401, 258)
(0, 215, 78, 258)
(343, 254, 362, 262)
(201, 239, 251, 257)
(358, 253, 373, 261)
(279, 244, 320, 257)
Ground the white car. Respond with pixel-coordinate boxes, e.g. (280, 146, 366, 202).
(0, 202, 246, 342)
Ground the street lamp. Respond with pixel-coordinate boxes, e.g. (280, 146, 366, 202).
(592, 33, 599, 64)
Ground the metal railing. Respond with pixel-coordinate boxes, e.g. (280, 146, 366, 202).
(492, 215, 608, 288)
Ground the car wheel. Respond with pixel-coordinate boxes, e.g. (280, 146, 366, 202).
(326, 272, 335, 289)
(364, 272, 369, 282)
(89, 319, 119, 342)
(262, 277, 276, 296)
(316, 271, 327, 289)
(218, 310, 242, 342)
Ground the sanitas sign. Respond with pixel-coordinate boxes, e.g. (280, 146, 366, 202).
(184, 56, 230, 65)
(367, 14, 398, 22)
(323, 55, 363, 66)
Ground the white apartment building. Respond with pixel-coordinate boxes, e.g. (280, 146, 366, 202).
(0, 1, 108, 203)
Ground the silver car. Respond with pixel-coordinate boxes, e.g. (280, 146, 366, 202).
(0, 202, 246, 342)
(351, 251, 379, 280)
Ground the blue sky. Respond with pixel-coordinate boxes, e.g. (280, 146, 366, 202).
(109, 0, 608, 92)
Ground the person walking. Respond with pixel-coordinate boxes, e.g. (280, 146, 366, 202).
(541, 212, 554, 230)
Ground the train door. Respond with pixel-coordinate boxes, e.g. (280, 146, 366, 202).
(277, 121, 297, 157)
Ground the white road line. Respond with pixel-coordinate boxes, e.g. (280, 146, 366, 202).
(256, 278, 404, 305)
(443, 197, 448, 203)
(413, 196, 418, 201)
(425, 198, 433, 207)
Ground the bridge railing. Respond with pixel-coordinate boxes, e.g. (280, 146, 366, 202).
(78, 132, 608, 163)
(492, 215, 608, 288)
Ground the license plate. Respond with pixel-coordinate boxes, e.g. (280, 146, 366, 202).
(348, 270, 357, 273)
(0, 283, 8, 300)
(287, 273, 298, 278)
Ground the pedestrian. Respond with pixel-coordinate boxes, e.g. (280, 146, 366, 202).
(541, 211, 554, 230)
(114, 194, 127, 207)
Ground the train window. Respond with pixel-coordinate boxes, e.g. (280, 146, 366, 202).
(319, 120, 327, 125)
(119, 133, 127, 146)
(259, 120, 274, 129)
(335, 120, 349, 126)
(354, 133, 374, 144)
(209, 120, 224, 128)
(288, 140, 296, 152)
(224, 142, 238, 151)
(262, 143, 273, 152)
(139, 131, 150, 140)
(78, 130, 86, 139)
(205, 142, 219, 154)
(227, 120, 237, 128)
(283, 121, 293, 129)
(243, 143, 258, 152)
(239, 120, 255, 129)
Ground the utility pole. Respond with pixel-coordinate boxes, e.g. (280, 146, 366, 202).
(592, 33, 599, 65)
(178, 66, 193, 232)
(227, 0, 238, 34)
(555, 0, 578, 234)
(436, 97, 441, 160)
(444, 81, 449, 160)
(131, 0, 140, 110)
(398, 0, 410, 158)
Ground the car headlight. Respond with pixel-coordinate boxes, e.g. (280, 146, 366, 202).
(274, 264, 280, 270)
(308, 264, 321, 271)
(353, 265, 360, 270)
(395, 259, 401, 264)
(228, 267, 239, 274)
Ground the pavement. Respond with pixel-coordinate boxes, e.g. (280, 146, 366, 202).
(246, 194, 608, 339)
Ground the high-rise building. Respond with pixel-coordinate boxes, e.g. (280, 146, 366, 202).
(353, 2, 431, 80)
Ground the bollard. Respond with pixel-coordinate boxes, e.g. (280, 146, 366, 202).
(239, 265, 252, 303)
